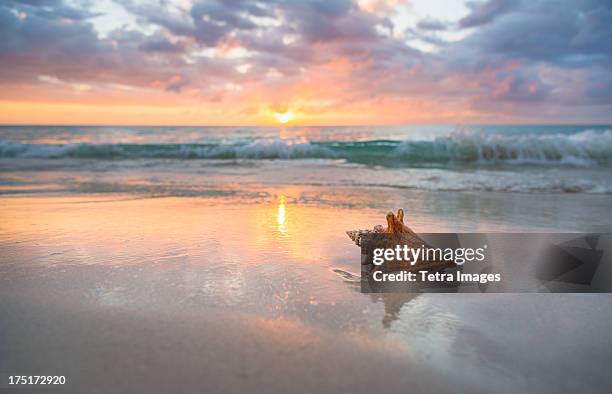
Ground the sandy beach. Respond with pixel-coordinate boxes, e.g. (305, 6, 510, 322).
(1, 192, 611, 393)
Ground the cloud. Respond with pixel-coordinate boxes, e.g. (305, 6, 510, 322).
(138, 33, 188, 53)
(0, 0, 611, 123)
(455, 0, 612, 66)
(416, 18, 448, 31)
(459, 0, 519, 28)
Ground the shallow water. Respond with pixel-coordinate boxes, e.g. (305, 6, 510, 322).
(1, 193, 611, 393)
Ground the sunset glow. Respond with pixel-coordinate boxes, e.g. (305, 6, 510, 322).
(0, 0, 610, 125)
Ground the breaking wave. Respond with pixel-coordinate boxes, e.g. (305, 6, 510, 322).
(1, 130, 611, 168)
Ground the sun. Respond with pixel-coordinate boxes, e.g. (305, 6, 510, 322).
(274, 111, 294, 124)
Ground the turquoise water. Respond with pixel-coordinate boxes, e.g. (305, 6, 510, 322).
(1, 124, 611, 195)
(1, 125, 611, 166)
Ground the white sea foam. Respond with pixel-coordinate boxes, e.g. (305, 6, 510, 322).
(1, 129, 611, 168)
(395, 129, 612, 166)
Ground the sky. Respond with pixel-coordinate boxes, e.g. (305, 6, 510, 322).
(0, 0, 611, 125)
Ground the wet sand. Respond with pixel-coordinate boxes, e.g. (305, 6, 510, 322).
(1, 193, 612, 393)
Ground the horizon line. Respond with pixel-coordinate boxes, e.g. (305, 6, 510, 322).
(1, 122, 612, 128)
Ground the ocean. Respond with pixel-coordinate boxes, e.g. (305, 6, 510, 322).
(1, 124, 611, 195)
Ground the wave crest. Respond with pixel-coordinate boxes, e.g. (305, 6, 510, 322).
(0, 139, 335, 160)
(1, 129, 611, 167)
(395, 129, 612, 166)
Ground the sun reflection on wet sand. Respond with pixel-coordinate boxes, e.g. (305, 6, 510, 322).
(0, 191, 465, 329)
(0, 193, 379, 276)
(277, 195, 287, 234)
(0, 193, 390, 329)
